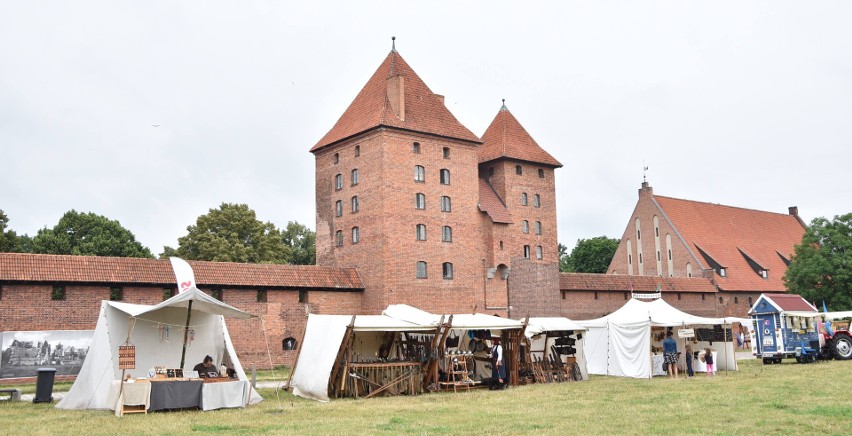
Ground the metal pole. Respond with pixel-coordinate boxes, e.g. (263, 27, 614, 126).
(179, 300, 194, 369)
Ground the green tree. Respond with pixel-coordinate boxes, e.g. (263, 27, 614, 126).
(0, 210, 28, 253)
(558, 243, 571, 272)
(282, 221, 316, 265)
(784, 213, 852, 310)
(162, 203, 292, 264)
(561, 236, 620, 273)
(32, 210, 153, 258)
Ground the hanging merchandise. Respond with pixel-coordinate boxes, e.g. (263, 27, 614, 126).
(159, 324, 170, 343)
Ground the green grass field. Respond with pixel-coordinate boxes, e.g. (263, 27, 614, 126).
(0, 359, 848, 435)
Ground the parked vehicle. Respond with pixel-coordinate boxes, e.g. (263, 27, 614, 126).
(749, 294, 851, 364)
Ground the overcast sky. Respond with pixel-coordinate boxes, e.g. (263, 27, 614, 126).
(1, 1, 850, 255)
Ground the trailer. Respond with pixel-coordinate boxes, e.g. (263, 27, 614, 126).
(749, 294, 820, 364)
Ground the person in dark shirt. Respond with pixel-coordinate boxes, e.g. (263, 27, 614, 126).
(193, 355, 215, 376)
(663, 331, 679, 378)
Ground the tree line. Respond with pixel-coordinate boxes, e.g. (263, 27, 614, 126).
(3, 206, 849, 309)
(0, 204, 316, 265)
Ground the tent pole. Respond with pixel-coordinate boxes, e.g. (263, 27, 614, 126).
(179, 300, 194, 370)
(285, 316, 310, 392)
(724, 322, 728, 375)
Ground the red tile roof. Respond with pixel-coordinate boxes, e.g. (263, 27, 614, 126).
(762, 293, 817, 312)
(560, 273, 717, 293)
(0, 253, 363, 290)
(479, 105, 561, 167)
(311, 50, 480, 152)
(654, 196, 806, 292)
(478, 178, 513, 224)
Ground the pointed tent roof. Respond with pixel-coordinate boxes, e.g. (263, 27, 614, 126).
(311, 50, 480, 152)
(479, 103, 562, 167)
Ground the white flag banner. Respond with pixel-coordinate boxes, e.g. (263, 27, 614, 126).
(169, 257, 197, 294)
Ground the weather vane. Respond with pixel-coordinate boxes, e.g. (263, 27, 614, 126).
(643, 163, 649, 183)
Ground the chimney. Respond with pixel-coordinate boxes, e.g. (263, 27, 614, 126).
(386, 75, 405, 121)
(435, 94, 445, 105)
(638, 181, 653, 198)
(788, 206, 798, 216)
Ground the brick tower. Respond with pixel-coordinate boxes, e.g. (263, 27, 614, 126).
(311, 47, 486, 315)
(477, 102, 563, 317)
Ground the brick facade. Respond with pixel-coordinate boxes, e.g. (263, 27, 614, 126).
(0, 282, 362, 368)
(312, 50, 563, 320)
(604, 182, 805, 318)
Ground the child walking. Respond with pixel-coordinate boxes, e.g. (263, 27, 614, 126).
(704, 348, 715, 377)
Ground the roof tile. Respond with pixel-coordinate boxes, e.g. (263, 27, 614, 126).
(560, 273, 716, 293)
(655, 196, 806, 292)
(311, 50, 480, 152)
(479, 105, 561, 167)
(0, 253, 363, 290)
(478, 178, 513, 224)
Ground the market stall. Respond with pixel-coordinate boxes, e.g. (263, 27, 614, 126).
(289, 314, 437, 402)
(291, 305, 525, 402)
(576, 296, 747, 378)
(521, 317, 589, 383)
(382, 304, 525, 390)
(56, 287, 262, 414)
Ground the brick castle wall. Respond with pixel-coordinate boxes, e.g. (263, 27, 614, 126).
(0, 284, 361, 369)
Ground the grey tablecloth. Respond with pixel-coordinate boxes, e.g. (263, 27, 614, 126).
(201, 380, 248, 411)
(149, 380, 203, 411)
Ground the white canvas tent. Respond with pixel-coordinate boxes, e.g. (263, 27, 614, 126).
(523, 317, 589, 380)
(383, 304, 525, 331)
(292, 306, 526, 402)
(57, 287, 263, 411)
(290, 313, 435, 402)
(575, 298, 746, 378)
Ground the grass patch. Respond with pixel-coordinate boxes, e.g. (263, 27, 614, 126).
(0, 359, 848, 434)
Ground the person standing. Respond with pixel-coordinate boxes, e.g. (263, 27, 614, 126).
(490, 336, 506, 390)
(663, 331, 679, 378)
(704, 348, 715, 377)
(685, 343, 694, 377)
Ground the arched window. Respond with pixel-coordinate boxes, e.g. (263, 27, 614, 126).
(523, 245, 531, 258)
(442, 262, 454, 280)
(351, 196, 359, 213)
(415, 224, 427, 241)
(535, 221, 542, 235)
(538, 168, 544, 178)
(441, 196, 451, 212)
(442, 147, 450, 159)
(533, 194, 540, 208)
(412, 142, 421, 154)
(333, 153, 339, 164)
(415, 193, 425, 209)
(414, 165, 425, 182)
(440, 169, 450, 185)
(521, 193, 528, 206)
(335, 200, 343, 217)
(351, 169, 359, 186)
(335, 230, 343, 247)
(536, 246, 543, 260)
(522, 220, 529, 234)
(516, 165, 522, 175)
(351, 227, 360, 244)
(442, 226, 452, 242)
(335, 174, 343, 190)
(354, 145, 360, 157)
(686, 263, 692, 277)
(416, 261, 427, 278)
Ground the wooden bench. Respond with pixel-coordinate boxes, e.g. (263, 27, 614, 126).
(0, 389, 22, 401)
